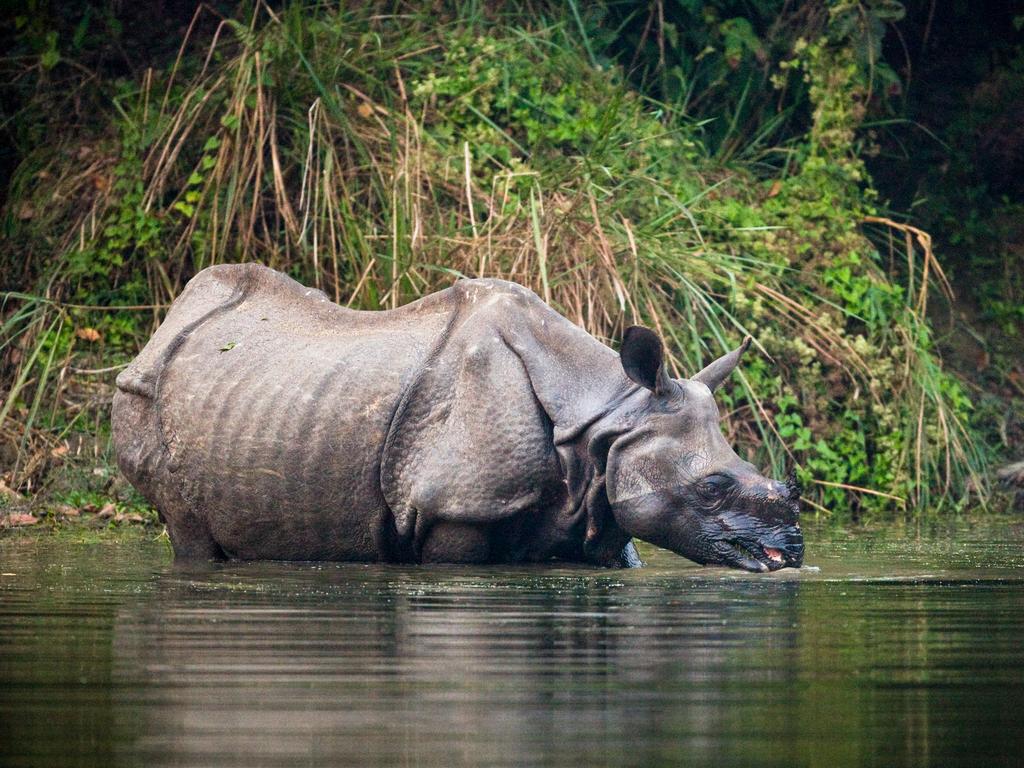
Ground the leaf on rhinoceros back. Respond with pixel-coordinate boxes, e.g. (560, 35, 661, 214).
(75, 327, 102, 342)
(219, 341, 238, 352)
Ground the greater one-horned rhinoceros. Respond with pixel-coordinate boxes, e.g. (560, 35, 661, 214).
(113, 263, 803, 570)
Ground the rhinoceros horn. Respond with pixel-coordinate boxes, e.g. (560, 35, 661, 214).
(692, 336, 752, 391)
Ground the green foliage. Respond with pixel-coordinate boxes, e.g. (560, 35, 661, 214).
(857, 0, 1024, 474)
(598, 0, 909, 163)
(0, 0, 991, 517)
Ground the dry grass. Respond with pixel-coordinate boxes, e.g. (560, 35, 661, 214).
(0, 2, 990, 512)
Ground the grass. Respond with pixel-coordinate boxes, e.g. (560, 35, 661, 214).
(0, 1, 992, 517)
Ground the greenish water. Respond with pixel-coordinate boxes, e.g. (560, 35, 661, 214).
(2, 522, 1023, 767)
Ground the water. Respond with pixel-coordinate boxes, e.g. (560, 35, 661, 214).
(2, 522, 1024, 768)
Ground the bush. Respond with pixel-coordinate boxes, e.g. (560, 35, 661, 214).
(0, 1, 988, 516)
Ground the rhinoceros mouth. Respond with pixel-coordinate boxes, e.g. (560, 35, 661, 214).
(718, 537, 802, 572)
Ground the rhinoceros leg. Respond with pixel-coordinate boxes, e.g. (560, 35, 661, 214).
(160, 497, 226, 561)
(112, 388, 226, 562)
(420, 521, 491, 564)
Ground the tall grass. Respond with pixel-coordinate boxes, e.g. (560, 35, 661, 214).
(0, 1, 988, 512)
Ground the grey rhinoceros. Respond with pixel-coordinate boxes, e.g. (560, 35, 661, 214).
(113, 263, 803, 570)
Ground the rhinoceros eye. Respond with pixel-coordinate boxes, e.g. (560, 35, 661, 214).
(698, 474, 733, 499)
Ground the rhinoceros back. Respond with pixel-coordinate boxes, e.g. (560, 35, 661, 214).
(113, 263, 454, 560)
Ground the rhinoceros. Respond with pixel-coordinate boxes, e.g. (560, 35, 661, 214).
(113, 263, 803, 570)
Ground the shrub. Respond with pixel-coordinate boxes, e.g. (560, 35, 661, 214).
(0, 1, 987, 515)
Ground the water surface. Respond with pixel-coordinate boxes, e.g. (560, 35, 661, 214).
(2, 521, 1023, 767)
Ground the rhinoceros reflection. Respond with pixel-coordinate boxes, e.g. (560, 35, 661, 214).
(110, 564, 803, 767)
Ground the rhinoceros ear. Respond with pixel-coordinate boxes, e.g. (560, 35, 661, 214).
(692, 336, 752, 392)
(620, 326, 671, 395)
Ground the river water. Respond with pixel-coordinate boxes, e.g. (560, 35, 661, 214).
(2, 521, 1023, 767)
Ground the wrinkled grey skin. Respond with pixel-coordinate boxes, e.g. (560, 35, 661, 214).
(113, 263, 803, 571)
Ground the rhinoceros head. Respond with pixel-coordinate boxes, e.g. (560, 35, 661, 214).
(604, 326, 803, 572)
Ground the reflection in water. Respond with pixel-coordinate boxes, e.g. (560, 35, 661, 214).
(1, 527, 1024, 767)
(112, 568, 803, 767)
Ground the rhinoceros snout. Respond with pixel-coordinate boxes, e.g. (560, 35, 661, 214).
(715, 522, 803, 572)
(760, 526, 804, 570)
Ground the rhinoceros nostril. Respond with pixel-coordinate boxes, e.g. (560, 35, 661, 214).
(783, 540, 805, 567)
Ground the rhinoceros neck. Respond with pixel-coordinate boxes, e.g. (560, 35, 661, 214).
(498, 294, 643, 565)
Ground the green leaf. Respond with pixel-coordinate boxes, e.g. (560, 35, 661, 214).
(41, 48, 60, 70)
(872, 1, 906, 22)
(219, 341, 237, 352)
(73, 9, 92, 51)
